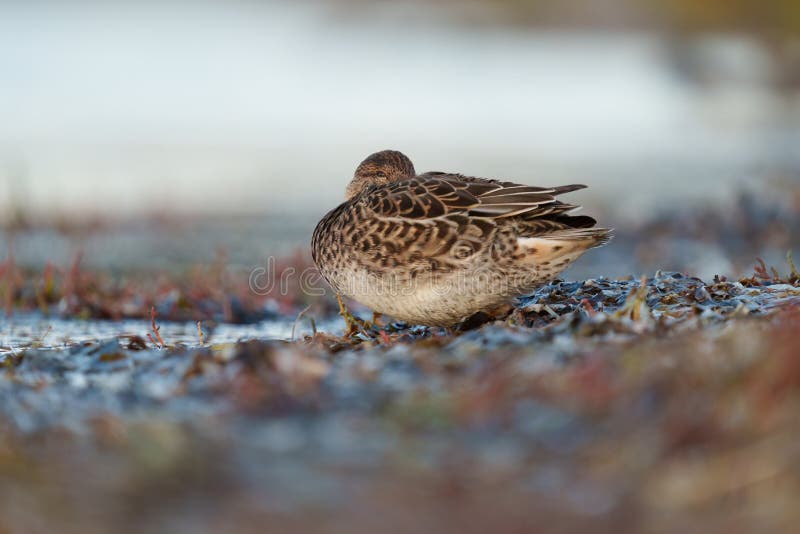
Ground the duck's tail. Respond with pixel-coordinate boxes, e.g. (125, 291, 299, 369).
(515, 227, 612, 273)
(537, 227, 613, 248)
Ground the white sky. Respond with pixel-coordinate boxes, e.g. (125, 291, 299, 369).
(0, 0, 794, 219)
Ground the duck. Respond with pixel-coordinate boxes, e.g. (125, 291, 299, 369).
(311, 150, 610, 327)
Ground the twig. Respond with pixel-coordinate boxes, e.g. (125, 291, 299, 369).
(308, 316, 316, 336)
(291, 305, 313, 341)
(787, 250, 799, 282)
(196, 321, 205, 346)
(32, 325, 53, 348)
(149, 306, 165, 348)
(753, 258, 770, 280)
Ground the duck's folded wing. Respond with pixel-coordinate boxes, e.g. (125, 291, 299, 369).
(364, 172, 588, 221)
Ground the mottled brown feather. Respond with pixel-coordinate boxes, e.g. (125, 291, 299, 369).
(311, 150, 611, 325)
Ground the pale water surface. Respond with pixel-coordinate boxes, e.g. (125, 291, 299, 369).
(1, 0, 797, 221)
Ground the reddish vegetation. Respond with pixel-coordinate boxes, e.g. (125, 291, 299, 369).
(1, 288, 799, 533)
(0, 248, 329, 323)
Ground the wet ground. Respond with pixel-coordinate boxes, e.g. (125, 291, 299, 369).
(2, 268, 800, 533)
(2, 187, 800, 533)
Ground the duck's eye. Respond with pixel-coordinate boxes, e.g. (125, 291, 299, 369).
(375, 171, 387, 178)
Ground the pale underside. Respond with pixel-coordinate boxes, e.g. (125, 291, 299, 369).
(329, 236, 595, 325)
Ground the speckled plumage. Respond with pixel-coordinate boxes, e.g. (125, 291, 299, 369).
(312, 150, 611, 326)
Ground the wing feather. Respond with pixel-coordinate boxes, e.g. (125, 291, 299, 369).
(364, 173, 590, 225)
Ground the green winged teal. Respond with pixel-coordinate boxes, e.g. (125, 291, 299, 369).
(311, 150, 611, 326)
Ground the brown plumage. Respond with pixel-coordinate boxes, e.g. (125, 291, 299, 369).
(312, 150, 611, 326)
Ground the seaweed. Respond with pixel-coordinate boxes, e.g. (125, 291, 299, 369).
(0, 287, 797, 533)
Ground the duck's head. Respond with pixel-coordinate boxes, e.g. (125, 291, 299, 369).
(345, 150, 416, 200)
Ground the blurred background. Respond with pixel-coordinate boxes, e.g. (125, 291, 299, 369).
(1, 0, 799, 277)
(3, 5, 800, 533)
